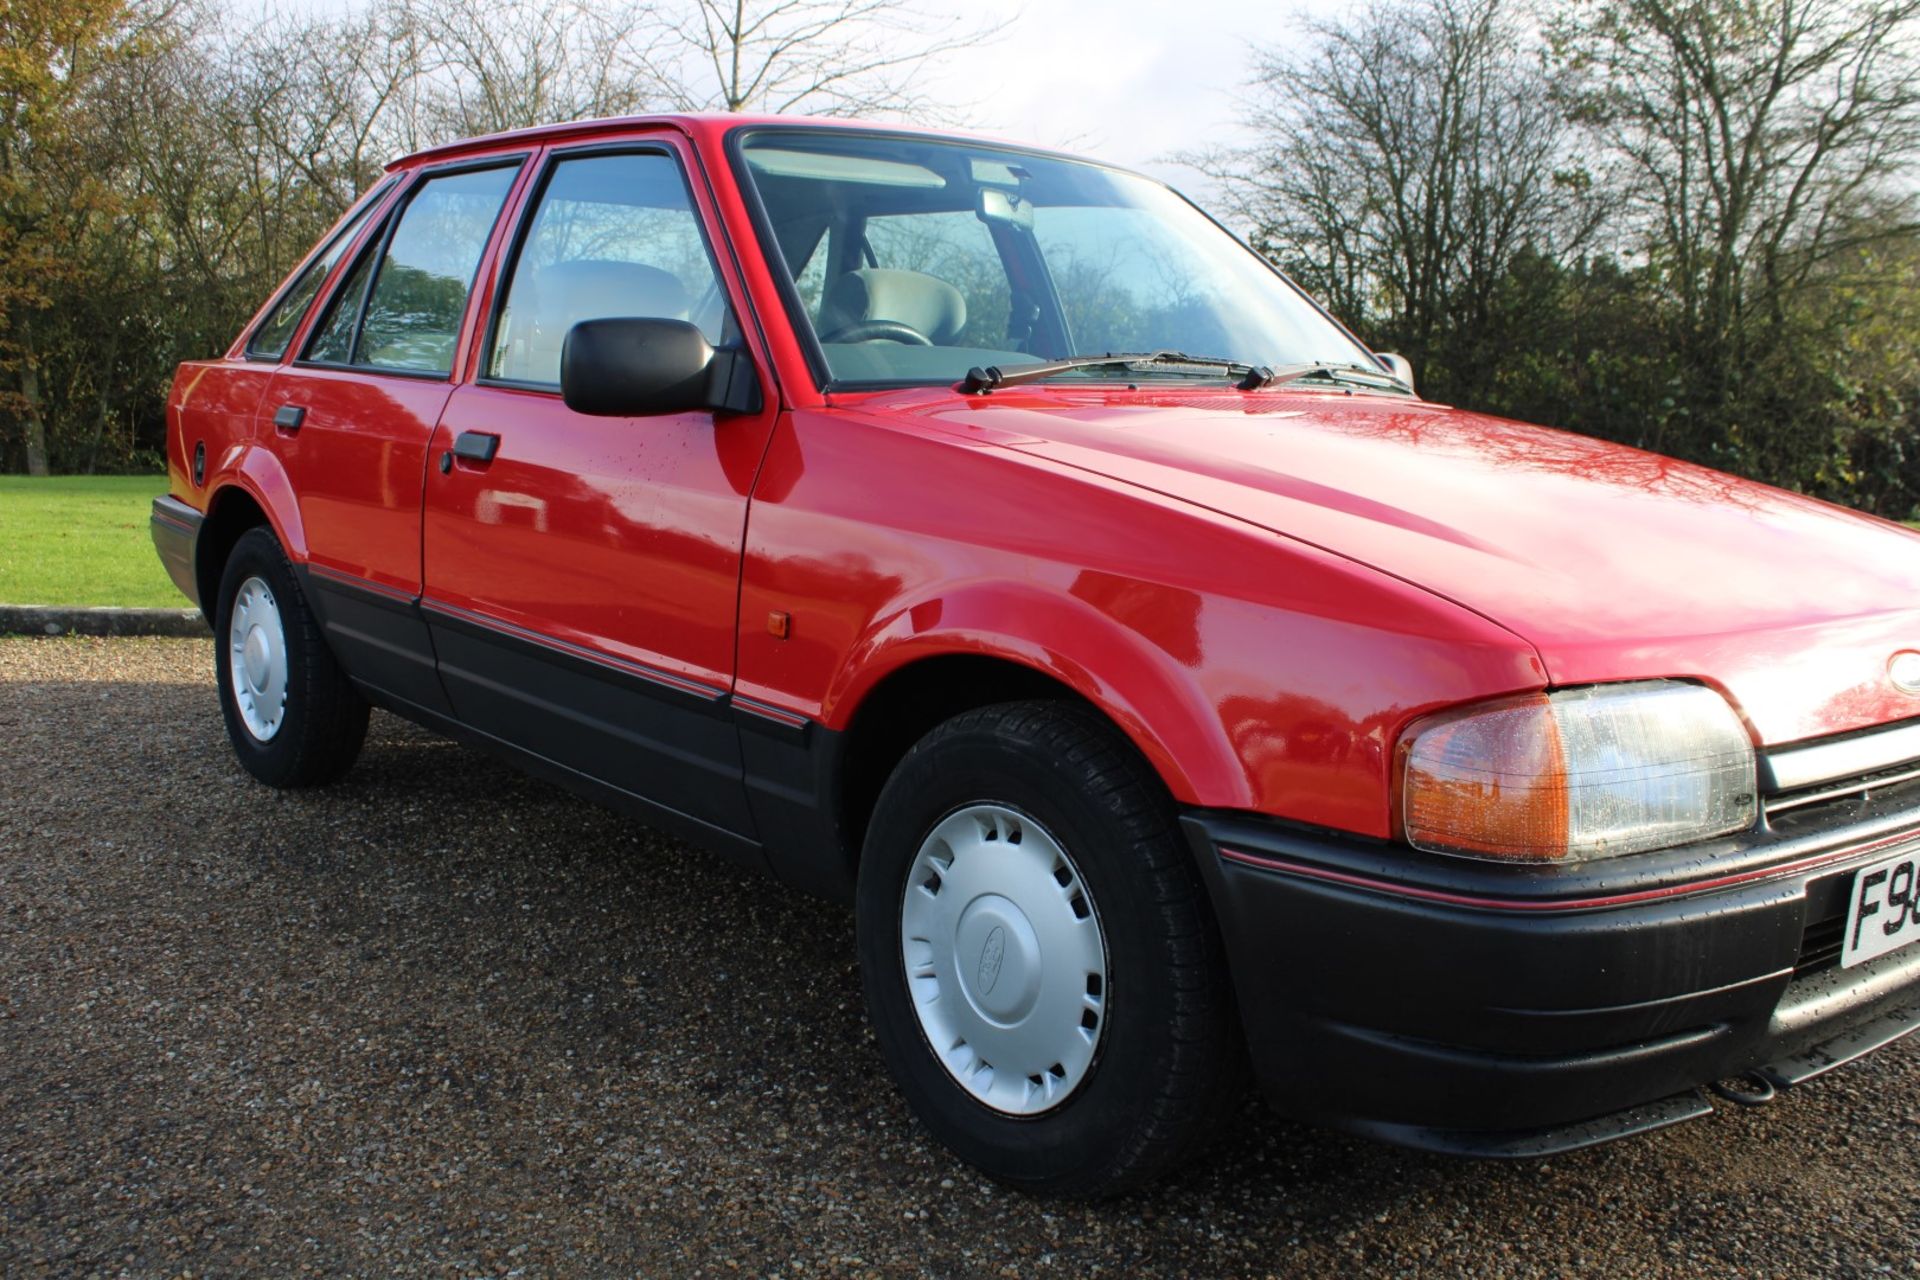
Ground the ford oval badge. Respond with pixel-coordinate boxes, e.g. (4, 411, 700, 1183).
(977, 926, 1006, 995)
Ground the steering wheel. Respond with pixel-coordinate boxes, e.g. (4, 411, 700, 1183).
(819, 319, 933, 346)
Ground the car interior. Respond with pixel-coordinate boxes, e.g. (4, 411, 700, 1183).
(482, 152, 735, 387)
(493, 259, 692, 385)
(745, 141, 1076, 384)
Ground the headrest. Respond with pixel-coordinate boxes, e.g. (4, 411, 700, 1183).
(820, 268, 967, 343)
(496, 259, 693, 383)
(528, 259, 689, 326)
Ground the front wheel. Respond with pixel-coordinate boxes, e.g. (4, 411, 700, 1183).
(213, 526, 368, 787)
(855, 701, 1243, 1197)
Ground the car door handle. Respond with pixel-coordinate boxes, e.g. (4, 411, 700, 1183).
(273, 404, 306, 432)
(440, 430, 501, 474)
(452, 431, 500, 464)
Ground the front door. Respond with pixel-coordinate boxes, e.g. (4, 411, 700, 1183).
(420, 141, 777, 846)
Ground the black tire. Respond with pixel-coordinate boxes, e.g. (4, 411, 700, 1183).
(855, 700, 1244, 1197)
(213, 526, 368, 787)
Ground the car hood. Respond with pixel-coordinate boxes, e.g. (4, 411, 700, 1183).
(890, 385, 1920, 746)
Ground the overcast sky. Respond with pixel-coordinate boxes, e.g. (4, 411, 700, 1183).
(907, 0, 1340, 188)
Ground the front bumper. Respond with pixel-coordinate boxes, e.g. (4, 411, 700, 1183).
(150, 496, 203, 612)
(1185, 797, 1920, 1156)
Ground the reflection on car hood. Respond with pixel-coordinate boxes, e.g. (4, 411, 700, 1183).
(896, 385, 1920, 745)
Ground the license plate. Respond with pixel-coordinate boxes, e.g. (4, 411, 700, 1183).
(1842, 848, 1920, 968)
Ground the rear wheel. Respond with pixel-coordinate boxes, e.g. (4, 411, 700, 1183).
(855, 701, 1243, 1197)
(214, 527, 368, 787)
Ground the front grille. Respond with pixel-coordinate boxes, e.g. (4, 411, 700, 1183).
(1763, 718, 1920, 819)
(1795, 909, 1848, 977)
(1765, 762, 1920, 820)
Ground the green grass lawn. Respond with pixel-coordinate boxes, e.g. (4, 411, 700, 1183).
(0, 475, 183, 607)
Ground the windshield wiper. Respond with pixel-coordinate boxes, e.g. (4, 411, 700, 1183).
(958, 352, 1413, 395)
(959, 351, 1258, 394)
(1242, 361, 1413, 393)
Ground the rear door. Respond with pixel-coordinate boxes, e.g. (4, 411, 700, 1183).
(419, 136, 778, 848)
(259, 158, 526, 712)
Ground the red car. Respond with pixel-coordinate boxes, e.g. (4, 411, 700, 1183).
(152, 114, 1920, 1195)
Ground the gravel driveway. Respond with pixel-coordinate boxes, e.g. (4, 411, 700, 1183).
(3, 635, 1917, 1278)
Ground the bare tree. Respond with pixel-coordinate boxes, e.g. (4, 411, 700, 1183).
(212, 0, 671, 203)
(1193, 0, 1600, 382)
(401, 0, 667, 138)
(218, 2, 430, 210)
(653, 0, 1000, 119)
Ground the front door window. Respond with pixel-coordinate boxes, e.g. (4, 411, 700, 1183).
(487, 152, 733, 387)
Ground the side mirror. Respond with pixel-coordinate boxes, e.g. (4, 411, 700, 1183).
(1374, 352, 1415, 392)
(560, 317, 762, 417)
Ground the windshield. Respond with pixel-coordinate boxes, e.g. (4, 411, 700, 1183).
(735, 130, 1380, 388)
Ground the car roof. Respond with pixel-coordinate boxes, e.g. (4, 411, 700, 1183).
(384, 112, 1096, 173)
(376, 112, 1121, 177)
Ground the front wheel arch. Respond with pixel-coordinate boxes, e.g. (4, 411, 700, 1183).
(835, 654, 1099, 867)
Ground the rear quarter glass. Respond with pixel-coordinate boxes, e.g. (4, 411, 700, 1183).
(244, 179, 395, 360)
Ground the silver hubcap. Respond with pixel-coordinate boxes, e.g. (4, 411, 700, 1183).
(228, 576, 289, 741)
(900, 804, 1108, 1116)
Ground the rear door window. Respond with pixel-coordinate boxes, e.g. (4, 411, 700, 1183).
(303, 163, 521, 376)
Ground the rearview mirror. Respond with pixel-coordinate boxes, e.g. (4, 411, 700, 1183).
(1374, 352, 1415, 392)
(560, 317, 761, 417)
(976, 186, 1034, 231)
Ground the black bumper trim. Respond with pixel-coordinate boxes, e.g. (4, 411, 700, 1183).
(1185, 810, 1920, 1154)
(1324, 1019, 1725, 1076)
(1759, 997, 1920, 1087)
(1341, 998, 1920, 1157)
(149, 496, 203, 612)
(1345, 1090, 1715, 1159)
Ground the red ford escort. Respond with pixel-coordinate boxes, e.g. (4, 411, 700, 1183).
(151, 115, 1920, 1195)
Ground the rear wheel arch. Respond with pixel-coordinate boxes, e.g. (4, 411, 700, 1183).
(196, 485, 272, 619)
(195, 457, 308, 617)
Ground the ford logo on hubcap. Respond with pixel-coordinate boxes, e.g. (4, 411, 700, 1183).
(977, 926, 1006, 995)
(1892, 651, 1920, 695)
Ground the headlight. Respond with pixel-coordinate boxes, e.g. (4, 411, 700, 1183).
(1398, 681, 1757, 862)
